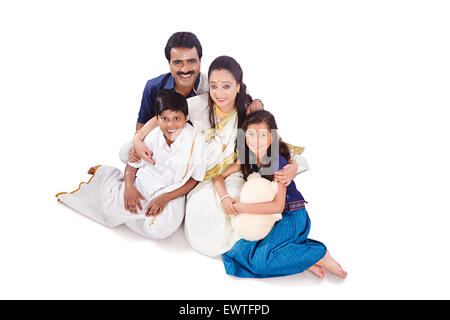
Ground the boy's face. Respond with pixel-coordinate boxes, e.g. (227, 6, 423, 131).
(157, 110, 187, 144)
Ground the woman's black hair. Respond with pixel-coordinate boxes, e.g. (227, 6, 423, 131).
(238, 110, 291, 181)
(207, 56, 253, 131)
(154, 89, 188, 117)
(164, 32, 203, 61)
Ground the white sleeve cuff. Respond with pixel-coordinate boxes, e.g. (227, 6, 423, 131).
(292, 154, 309, 175)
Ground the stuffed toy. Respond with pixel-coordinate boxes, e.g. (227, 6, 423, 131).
(231, 172, 283, 241)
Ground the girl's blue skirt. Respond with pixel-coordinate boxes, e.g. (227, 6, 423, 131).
(222, 208, 327, 278)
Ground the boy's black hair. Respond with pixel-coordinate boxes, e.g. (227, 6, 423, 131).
(154, 89, 189, 117)
(164, 32, 203, 61)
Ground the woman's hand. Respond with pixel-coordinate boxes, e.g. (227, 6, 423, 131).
(124, 185, 146, 214)
(246, 99, 264, 116)
(133, 138, 155, 165)
(221, 197, 238, 216)
(146, 194, 169, 216)
(274, 162, 298, 187)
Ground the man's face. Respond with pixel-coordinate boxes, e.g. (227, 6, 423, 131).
(169, 47, 201, 93)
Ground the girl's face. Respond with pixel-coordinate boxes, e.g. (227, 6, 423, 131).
(245, 122, 272, 158)
(209, 69, 240, 112)
(157, 110, 186, 144)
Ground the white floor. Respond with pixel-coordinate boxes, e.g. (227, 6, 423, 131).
(2, 158, 450, 300)
(2, 0, 450, 300)
(0, 196, 358, 300)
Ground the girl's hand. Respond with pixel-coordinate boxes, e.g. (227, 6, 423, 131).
(221, 197, 238, 216)
(146, 194, 169, 216)
(128, 146, 141, 163)
(232, 201, 245, 214)
(133, 139, 155, 165)
(274, 162, 298, 187)
(124, 185, 146, 214)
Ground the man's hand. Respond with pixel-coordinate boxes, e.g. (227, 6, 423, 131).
(146, 194, 169, 216)
(124, 185, 146, 214)
(274, 162, 298, 187)
(246, 99, 264, 115)
(128, 146, 141, 163)
(133, 139, 155, 165)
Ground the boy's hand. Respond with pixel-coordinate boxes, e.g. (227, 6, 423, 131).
(221, 197, 238, 216)
(146, 194, 169, 216)
(274, 162, 298, 187)
(124, 185, 146, 214)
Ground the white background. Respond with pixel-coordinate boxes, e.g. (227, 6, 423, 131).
(1, 0, 449, 299)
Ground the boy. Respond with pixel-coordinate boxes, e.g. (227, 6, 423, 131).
(56, 90, 206, 239)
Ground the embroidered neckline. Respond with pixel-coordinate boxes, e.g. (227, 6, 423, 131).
(214, 103, 236, 119)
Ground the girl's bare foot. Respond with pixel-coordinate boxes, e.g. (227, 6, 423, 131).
(307, 265, 325, 279)
(88, 165, 100, 175)
(316, 251, 347, 278)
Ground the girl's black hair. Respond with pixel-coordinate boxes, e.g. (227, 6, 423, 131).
(165, 32, 202, 61)
(238, 110, 291, 181)
(154, 89, 189, 117)
(207, 56, 253, 131)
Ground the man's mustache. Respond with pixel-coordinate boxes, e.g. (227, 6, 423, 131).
(177, 71, 195, 76)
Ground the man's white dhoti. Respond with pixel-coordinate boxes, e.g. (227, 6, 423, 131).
(57, 124, 206, 240)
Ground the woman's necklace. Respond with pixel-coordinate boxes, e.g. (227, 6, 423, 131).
(214, 104, 237, 152)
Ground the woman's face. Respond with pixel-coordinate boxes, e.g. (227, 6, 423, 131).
(245, 122, 272, 158)
(209, 69, 240, 112)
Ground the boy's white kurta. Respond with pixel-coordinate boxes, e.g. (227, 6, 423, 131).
(184, 94, 310, 257)
(57, 123, 206, 240)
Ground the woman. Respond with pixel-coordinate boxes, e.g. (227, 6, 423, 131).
(132, 56, 307, 257)
(183, 56, 252, 257)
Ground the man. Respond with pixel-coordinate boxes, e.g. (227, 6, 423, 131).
(136, 32, 208, 132)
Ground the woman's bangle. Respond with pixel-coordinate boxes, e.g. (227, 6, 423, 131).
(220, 194, 232, 202)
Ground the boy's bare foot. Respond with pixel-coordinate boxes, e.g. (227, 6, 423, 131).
(307, 265, 325, 279)
(316, 251, 347, 278)
(88, 165, 100, 175)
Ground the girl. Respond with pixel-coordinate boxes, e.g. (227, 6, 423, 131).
(220, 110, 347, 279)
